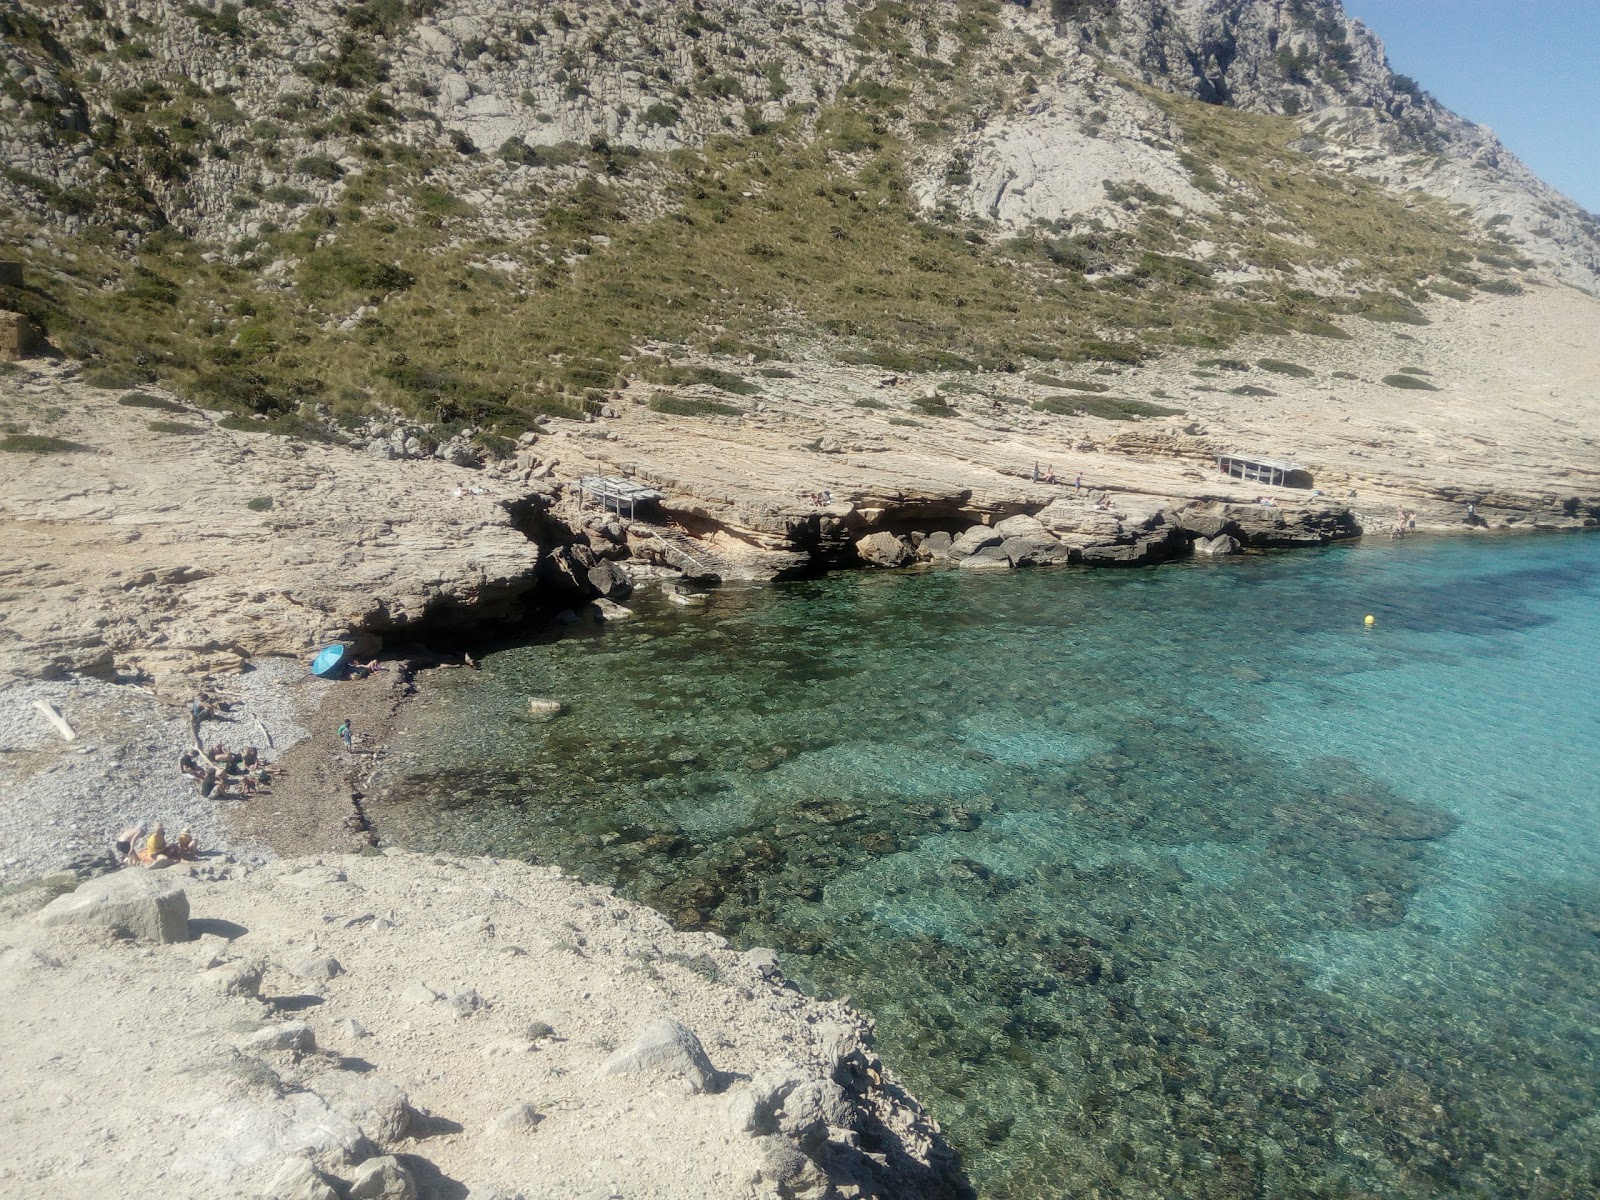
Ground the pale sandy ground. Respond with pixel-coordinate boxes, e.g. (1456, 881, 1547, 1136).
(0, 852, 956, 1200)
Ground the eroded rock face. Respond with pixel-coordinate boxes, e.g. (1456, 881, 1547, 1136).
(0, 368, 547, 685)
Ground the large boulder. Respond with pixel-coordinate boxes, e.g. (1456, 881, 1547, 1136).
(586, 560, 632, 599)
(991, 513, 1048, 540)
(957, 542, 1012, 571)
(1194, 534, 1241, 557)
(36, 870, 189, 944)
(312, 1072, 415, 1145)
(597, 1016, 722, 1094)
(264, 1156, 340, 1200)
(919, 530, 955, 560)
(1080, 525, 1188, 566)
(1001, 533, 1073, 567)
(855, 531, 913, 568)
(776, 1078, 853, 1149)
(349, 1155, 417, 1200)
(947, 525, 1003, 559)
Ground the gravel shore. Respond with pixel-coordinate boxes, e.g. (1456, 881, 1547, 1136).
(0, 658, 328, 886)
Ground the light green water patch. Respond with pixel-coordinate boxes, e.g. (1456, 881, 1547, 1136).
(383, 536, 1600, 1199)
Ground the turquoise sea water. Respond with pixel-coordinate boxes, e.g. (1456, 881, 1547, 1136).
(384, 534, 1600, 1199)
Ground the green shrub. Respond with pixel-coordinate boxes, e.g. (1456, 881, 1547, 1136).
(1397, 366, 1431, 376)
(1478, 278, 1524, 296)
(648, 393, 744, 418)
(246, 495, 274, 511)
(1028, 374, 1110, 393)
(1382, 374, 1439, 391)
(757, 367, 796, 379)
(642, 102, 681, 128)
(147, 420, 206, 434)
(117, 392, 188, 412)
(650, 366, 760, 396)
(1256, 358, 1313, 377)
(1, 434, 90, 453)
(1032, 396, 1180, 420)
(853, 398, 887, 409)
(82, 367, 141, 389)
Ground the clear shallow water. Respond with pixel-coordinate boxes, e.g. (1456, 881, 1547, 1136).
(384, 535, 1600, 1200)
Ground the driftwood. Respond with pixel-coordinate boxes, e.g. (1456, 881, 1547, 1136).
(32, 700, 77, 742)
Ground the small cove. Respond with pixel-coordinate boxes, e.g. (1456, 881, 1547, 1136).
(381, 533, 1600, 1199)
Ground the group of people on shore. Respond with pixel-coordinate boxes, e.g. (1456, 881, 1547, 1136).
(1392, 507, 1418, 539)
(114, 821, 199, 868)
(180, 742, 279, 798)
(1031, 463, 1086, 490)
(805, 490, 835, 508)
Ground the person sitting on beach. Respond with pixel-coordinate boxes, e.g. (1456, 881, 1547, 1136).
(179, 751, 204, 781)
(134, 823, 170, 867)
(242, 746, 259, 768)
(169, 829, 200, 861)
(200, 767, 218, 798)
(114, 823, 145, 865)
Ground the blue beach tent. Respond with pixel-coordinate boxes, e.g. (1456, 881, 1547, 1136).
(309, 644, 350, 678)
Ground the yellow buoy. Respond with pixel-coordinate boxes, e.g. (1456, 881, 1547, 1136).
(1364, 615, 1376, 627)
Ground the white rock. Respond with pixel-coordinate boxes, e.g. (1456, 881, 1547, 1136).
(265, 1155, 340, 1200)
(485, 1102, 542, 1139)
(242, 1021, 316, 1055)
(36, 870, 189, 944)
(349, 1154, 417, 1200)
(598, 1016, 721, 1094)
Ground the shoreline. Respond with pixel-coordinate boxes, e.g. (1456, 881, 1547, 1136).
(4, 520, 1596, 891)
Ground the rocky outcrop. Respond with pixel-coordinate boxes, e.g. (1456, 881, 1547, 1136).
(1, 852, 968, 1199)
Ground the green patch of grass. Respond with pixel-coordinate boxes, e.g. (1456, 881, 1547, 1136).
(911, 394, 956, 417)
(1028, 374, 1111, 393)
(245, 495, 274, 512)
(1197, 358, 1251, 372)
(1032, 395, 1181, 420)
(648, 393, 744, 418)
(1353, 293, 1431, 325)
(1256, 358, 1314, 377)
(887, 416, 922, 427)
(82, 367, 143, 389)
(756, 366, 797, 379)
(1231, 385, 1277, 397)
(1478, 278, 1525, 296)
(853, 398, 888, 409)
(1, 434, 90, 454)
(1382, 374, 1440, 391)
(117, 392, 188, 413)
(146, 420, 206, 434)
(648, 365, 760, 396)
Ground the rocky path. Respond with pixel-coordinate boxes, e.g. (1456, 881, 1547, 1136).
(0, 852, 964, 1200)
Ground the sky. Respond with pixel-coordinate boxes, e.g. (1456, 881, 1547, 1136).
(1342, 0, 1600, 213)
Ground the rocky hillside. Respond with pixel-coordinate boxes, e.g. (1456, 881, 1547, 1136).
(1, 0, 1596, 439)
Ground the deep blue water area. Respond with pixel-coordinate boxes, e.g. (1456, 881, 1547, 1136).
(383, 533, 1600, 1200)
